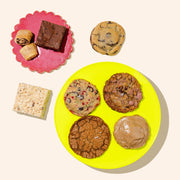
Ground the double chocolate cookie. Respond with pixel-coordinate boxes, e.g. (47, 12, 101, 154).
(103, 73, 143, 113)
(64, 79, 100, 116)
(90, 21, 125, 55)
(69, 116, 111, 159)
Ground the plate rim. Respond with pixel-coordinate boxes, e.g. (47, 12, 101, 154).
(54, 61, 161, 169)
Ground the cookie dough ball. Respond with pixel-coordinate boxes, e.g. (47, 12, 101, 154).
(113, 115, 149, 149)
(90, 21, 125, 55)
(103, 73, 143, 113)
(64, 79, 100, 117)
(69, 116, 111, 158)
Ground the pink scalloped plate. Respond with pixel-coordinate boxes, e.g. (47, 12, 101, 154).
(10, 11, 74, 73)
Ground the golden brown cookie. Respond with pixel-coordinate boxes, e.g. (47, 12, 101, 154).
(90, 21, 125, 55)
(103, 73, 143, 113)
(69, 116, 111, 159)
(64, 79, 100, 117)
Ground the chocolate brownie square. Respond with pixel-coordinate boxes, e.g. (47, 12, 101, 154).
(36, 20, 66, 51)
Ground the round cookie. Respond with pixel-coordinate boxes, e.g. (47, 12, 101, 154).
(103, 73, 143, 113)
(113, 115, 149, 149)
(64, 79, 100, 116)
(90, 21, 125, 55)
(69, 116, 111, 159)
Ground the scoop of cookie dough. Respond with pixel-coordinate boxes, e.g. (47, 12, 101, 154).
(113, 115, 149, 149)
(90, 21, 125, 55)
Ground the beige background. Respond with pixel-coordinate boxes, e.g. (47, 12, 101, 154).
(1, 0, 180, 179)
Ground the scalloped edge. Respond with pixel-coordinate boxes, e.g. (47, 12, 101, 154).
(10, 10, 74, 73)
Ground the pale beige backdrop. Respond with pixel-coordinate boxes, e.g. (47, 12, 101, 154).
(0, 0, 180, 179)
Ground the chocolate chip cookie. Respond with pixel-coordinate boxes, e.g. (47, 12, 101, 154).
(90, 21, 125, 55)
(69, 116, 111, 159)
(64, 79, 100, 117)
(103, 73, 143, 113)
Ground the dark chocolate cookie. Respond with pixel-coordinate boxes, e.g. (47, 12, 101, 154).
(64, 79, 100, 117)
(90, 21, 125, 55)
(103, 73, 143, 113)
(69, 116, 111, 159)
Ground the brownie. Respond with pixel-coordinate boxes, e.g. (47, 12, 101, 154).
(36, 20, 66, 51)
(69, 116, 111, 159)
(103, 73, 143, 113)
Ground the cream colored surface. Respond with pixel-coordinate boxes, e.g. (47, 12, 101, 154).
(0, 0, 180, 179)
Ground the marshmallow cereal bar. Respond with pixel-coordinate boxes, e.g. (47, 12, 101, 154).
(13, 83, 51, 119)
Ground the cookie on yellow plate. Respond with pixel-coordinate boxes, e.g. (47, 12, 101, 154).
(69, 115, 111, 159)
(64, 79, 100, 116)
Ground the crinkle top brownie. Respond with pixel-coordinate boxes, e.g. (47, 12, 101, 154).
(64, 79, 100, 117)
(36, 20, 66, 51)
(103, 73, 143, 113)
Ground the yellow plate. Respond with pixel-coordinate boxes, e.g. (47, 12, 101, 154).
(54, 62, 161, 169)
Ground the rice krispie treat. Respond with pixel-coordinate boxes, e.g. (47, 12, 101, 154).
(13, 83, 51, 119)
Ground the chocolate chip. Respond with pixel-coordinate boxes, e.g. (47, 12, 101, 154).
(106, 32, 111, 38)
(72, 92, 79, 96)
(77, 94, 84, 100)
(116, 86, 123, 92)
(79, 107, 84, 111)
(95, 90, 98, 95)
(32, 102, 35, 107)
(16, 38, 20, 43)
(66, 98, 71, 103)
(113, 50, 118, 54)
(98, 39, 105, 42)
(87, 86, 94, 92)
(21, 38, 28, 46)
